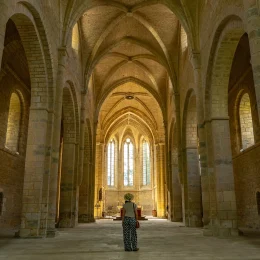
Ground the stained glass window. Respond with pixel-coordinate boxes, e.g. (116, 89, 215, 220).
(107, 140, 115, 186)
(143, 140, 151, 185)
(124, 138, 134, 186)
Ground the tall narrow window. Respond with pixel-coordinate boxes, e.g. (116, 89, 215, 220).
(124, 138, 134, 186)
(181, 26, 188, 52)
(239, 93, 254, 149)
(107, 140, 115, 186)
(5, 93, 21, 152)
(143, 140, 151, 185)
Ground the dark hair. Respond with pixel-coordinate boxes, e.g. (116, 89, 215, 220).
(125, 200, 131, 203)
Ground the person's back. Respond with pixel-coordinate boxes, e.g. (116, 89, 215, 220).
(122, 193, 139, 252)
(123, 201, 136, 218)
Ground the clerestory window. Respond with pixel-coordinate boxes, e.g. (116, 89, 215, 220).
(5, 92, 21, 153)
(124, 138, 134, 186)
(107, 139, 115, 186)
(239, 93, 254, 150)
(142, 140, 151, 185)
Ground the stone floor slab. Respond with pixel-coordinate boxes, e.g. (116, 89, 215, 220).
(0, 219, 260, 259)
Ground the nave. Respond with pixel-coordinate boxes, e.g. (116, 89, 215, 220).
(1, 220, 260, 260)
(2, 0, 260, 246)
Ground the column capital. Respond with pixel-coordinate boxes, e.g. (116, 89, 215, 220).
(58, 46, 68, 56)
(189, 51, 201, 70)
(58, 47, 68, 66)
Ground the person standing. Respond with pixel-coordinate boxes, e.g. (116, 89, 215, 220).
(122, 193, 139, 251)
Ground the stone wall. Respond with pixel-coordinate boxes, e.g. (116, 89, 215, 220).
(233, 144, 260, 229)
(0, 73, 30, 228)
(105, 190, 153, 216)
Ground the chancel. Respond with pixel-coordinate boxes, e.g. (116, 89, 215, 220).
(1, 0, 260, 259)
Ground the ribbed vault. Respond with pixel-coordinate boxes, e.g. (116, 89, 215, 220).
(66, 0, 202, 105)
(63, 0, 204, 130)
(97, 83, 164, 144)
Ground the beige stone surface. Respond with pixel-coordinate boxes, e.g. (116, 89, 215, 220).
(1, 0, 260, 240)
(1, 220, 260, 259)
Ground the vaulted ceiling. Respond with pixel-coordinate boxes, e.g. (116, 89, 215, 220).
(78, 1, 180, 102)
(64, 0, 203, 143)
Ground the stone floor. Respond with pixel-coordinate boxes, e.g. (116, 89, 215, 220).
(1, 219, 260, 259)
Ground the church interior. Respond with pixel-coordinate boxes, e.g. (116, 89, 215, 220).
(1, 0, 260, 259)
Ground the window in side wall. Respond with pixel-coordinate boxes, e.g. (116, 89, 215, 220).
(142, 140, 151, 185)
(181, 26, 188, 52)
(107, 139, 115, 186)
(5, 92, 22, 153)
(124, 138, 134, 186)
(239, 93, 255, 150)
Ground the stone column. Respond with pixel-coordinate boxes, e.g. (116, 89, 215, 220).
(78, 94, 89, 223)
(94, 142, 103, 218)
(0, 28, 5, 68)
(78, 149, 90, 222)
(47, 48, 67, 235)
(210, 118, 238, 237)
(79, 122, 95, 223)
(0, 2, 8, 66)
(167, 149, 173, 220)
(190, 52, 211, 228)
(183, 147, 202, 227)
(59, 142, 76, 227)
(244, 1, 260, 131)
(170, 145, 182, 221)
(88, 125, 97, 223)
(19, 108, 49, 237)
(86, 164, 93, 222)
(156, 143, 166, 218)
(73, 142, 79, 227)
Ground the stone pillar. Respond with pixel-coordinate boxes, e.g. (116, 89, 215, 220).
(0, 28, 5, 69)
(19, 108, 49, 237)
(59, 142, 76, 227)
(88, 125, 97, 222)
(172, 93, 185, 221)
(156, 143, 166, 218)
(170, 145, 182, 221)
(190, 52, 211, 228)
(204, 120, 218, 234)
(79, 122, 95, 223)
(94, 142, 103, 218)
(78, 93, 87, 222)
(183, 147, 202, 227)
(78, 123, 90, 223)
(73, 143, 79, 227)
(210, 119, 238, 237)
(47, 48, 67, 236)
(78, 156, 90, 222)
(0, 2, 8, 66)
(167, 150, 173, 220)
(244, 2, 260, 128)
(86, 165, 94, 222)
